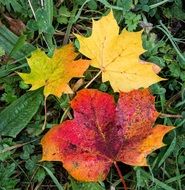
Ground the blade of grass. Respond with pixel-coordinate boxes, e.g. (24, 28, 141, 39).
(9, 34, 26, 58)
(63, 3, 78, 45)
(157, 131, 176, 168)
(156, 21, 185, 62)
(175, 156, 182, 190)
(43, 0, 55, 56)
(165, 174, 185, 184)
(140, 169, 176, 190)
(44, 0, 53, 25)
(41, 165, 64, 190)
(0, 63, 27, 78)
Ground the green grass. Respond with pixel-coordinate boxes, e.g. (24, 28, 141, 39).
(0, 0, 185, 189)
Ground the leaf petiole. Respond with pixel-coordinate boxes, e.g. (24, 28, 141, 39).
(114, 162, 127, 190)
(85, 70, 102, 88)
(159, 113, 182, 119)
(42, 97, 47, 130)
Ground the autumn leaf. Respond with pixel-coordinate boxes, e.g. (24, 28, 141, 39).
(3, 14, 26, 35)
(18, 44, 90, 97)
(41, 89, 174, 181)
(75, 11, 164, 92)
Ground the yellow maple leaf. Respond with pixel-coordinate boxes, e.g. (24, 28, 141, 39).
(18, 44, 90, 97)
(75, 11, 165, 92)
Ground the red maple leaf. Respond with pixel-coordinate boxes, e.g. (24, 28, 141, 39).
(41, 89, 173, 183)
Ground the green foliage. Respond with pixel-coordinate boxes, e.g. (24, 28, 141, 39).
(70, 178, 105, 190)
(0, 163, 19, 190)
(0, 138, 15, 161)
(113, 0, 133, 23)
(27, 9, 54, 34)
(57, 6, 71, 24)
(124, 12, 141, 31)
(163, 0, 185, 19)
(0, 83, 18, 104)
(136, 0, 150, 12)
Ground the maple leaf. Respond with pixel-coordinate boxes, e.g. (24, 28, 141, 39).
(41, 89, 174, 181)
(18, 44, 90, 97)
(75, 11, 164, 92)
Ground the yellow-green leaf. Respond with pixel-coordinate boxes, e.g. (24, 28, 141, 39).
(18, 44, 90, 97)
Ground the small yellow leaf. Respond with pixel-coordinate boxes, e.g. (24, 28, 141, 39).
(18, 44, 90, 97)
(75, 11, 165, 92)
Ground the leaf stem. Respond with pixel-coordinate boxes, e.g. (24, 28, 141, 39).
(63, 3, 78, 45)
(159, 113, 182, 118)
(84, 70, 102, 88)
(0, 139, 38, 154)
(42, 97, 47, 130)
(114, 162, 127, 190)
(28, 0, 37, 20)
(60, 107, 72, 123)
(149, 0, 170, 9)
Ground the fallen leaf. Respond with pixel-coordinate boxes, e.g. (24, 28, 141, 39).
(18, 44, 90, 97)
(3, 14, 25, 35)
(41, 89, 174, 181)
(75, 11, 164, 92)
(71, 78, 84, 92)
